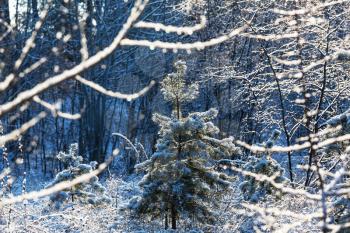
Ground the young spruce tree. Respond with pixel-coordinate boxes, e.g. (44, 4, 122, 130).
(46, 143, 111, 209)
(128, 61, 240, 229)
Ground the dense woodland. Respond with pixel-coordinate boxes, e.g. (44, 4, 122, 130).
(0, 0, 350, 232)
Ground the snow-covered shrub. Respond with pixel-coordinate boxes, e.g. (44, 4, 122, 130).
(239, 130, 286, 202)
(239, 155, 286, 202)
(332, 195, 350, 229)
(319, 110, 350, 227)
(320, 109, 350, 169)
(46, 143, 111, 209)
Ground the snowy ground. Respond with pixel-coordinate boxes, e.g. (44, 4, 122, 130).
(0, 169, 323, 233)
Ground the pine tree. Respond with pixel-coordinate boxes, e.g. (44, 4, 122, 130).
(46, 143, 111, 209)
(128, 61, 240, 229)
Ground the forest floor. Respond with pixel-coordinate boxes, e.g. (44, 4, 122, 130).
(0, 167, 321, 233)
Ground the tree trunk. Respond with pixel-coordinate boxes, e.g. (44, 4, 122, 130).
(164, 211, 168, 230)
(171, 201, 177, 229)
(31, 0, 39, 20)
(0, 0, 10, 25)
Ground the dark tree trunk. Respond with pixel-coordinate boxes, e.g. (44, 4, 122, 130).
(171, 202, 177, 229)
(0, 0, 11, 78)
(31, 0, 39, 20)
(0, 0, 10, 24)
(164, 211, 168, 230)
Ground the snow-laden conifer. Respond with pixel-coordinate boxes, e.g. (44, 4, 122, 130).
(47, 143, 111, 209)
(128, 61, 240, 229)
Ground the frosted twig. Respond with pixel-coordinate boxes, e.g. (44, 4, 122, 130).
(0, 18, 12, 42)
(0, 112, 47, 146)
(275, 50, 346, 80)
(113, 133, 140, 161)
(134, 15, 207, 35)
(33, 96, 81, 120)
(327, 222, 350, 233)
(234, 139, 311, 153)
(0, 168, 11, 180)
(18, 58, 47, 78)
(239, 203, 324, 232)
(234, 127, 350, 153)
(14, 1, 51, 70)
(78, 13, 89, 61)
(241, 32, 299, 41)
(241, 203, 323, 220)
(0, 3, 50, 92)
(0, 0, 148, 117)
(229, 165, 322, 200)
(273, 0, 349, 16)
(75, 75, 155, 101)
(120, 25, 247, 51)
(314, 133, 350, 150)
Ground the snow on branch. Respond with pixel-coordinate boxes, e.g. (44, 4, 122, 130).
(14, 1, 51, 71)
(75, 75, 155, 101)
(0, 111, 47, 146)
(228, 165, 322, 201)
(241, 32, 299, 41)
(275, 49, 350, 80)
(234, 139, 311, 153)
(0, 168, 11, 181)
(273, 0, 349, 16)
(134, 15, 207, 35)
(234, 126, 350, 153)
(33, 96, 81, 120)
(0, 18, 12, 42)
(0, 0, 148, 117)
(112, 133, 140, 158)
(314, 133, 350, 150)
(0, 2, 50, 92)
(120, 25, 248, 51)
(18, 58, 47, 78)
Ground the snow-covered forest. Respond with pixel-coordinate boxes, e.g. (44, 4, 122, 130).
(0, 0, 350, 232)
